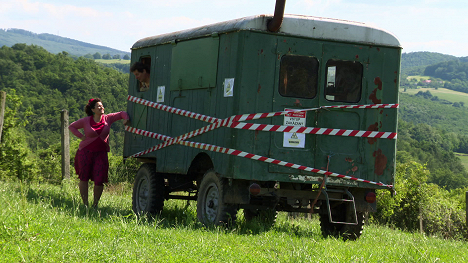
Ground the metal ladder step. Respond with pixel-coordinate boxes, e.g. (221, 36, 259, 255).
(321, 188, 358, 225)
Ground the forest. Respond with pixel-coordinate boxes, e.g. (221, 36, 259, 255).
(0, 44, 467, 238)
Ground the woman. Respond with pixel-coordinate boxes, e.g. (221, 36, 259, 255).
(69, 98, 129, 208)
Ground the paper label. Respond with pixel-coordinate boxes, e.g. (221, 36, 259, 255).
(283, 109, 306, 148)
(157, 86, 165, 103)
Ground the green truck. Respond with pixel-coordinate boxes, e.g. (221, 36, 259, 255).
(123, 1, 401, 240)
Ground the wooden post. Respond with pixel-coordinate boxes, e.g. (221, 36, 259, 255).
(61, 109, 70, 180)
(0, 91, 6, 142)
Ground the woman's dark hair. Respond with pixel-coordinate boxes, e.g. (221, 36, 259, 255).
(84, 98, 102, 116)
(130, 61, 150, 74)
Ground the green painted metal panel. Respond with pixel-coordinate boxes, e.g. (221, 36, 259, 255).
(268, 35, 322, 176)
(124, 28, 400, 190)
(170, 36, 219, 91)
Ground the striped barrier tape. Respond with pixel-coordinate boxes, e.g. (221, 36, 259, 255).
(125, 126, 393, 188)
(127, 95, 398, 139)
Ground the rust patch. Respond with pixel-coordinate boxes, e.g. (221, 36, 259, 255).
(345, 157, 358, 175)
(380, 109, 383, 114)
(369, 88, 381, 103)
(377, 47, 380, 51)
(294, 99, 302, 107)
(355, 55, 359, 59)
(255, 130, 259, 141)
(373, 149, 387, 176)
(257, 84, 262, 94)
(374, 77, 383, 90)
(367, 122, 379, 144)
(369, 77, 383, 104)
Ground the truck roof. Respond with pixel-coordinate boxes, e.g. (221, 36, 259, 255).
(132, 14, 401, 50)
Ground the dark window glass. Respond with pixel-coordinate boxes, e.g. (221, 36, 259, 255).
(279, 55, 319, 99)
(325, 60, 363, 103)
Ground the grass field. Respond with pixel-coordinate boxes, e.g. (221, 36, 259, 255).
(1, 180, 467, 262)
(406, 75, 432, 81)
(401, 86, 468, 105)
(95, 59, 130, 64)
(455, 153, 468, 170)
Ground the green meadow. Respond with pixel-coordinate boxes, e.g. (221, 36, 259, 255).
(1, 180, 466, 262)
(401, 86, 468, 105)
(95, 59, 130, 64)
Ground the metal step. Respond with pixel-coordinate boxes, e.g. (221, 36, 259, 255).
(321, 188, 358, 225)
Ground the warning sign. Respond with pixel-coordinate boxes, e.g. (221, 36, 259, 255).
(283, 109, 306, 148)
(157, 86, 165, 103)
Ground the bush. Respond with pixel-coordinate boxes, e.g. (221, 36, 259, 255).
(373, 161, 467, 239)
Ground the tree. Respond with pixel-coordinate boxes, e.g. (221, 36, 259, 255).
(0, 89, 38, 181)
(102, 53, 111, 59)
(84, 53, 93, 59)
(123, 54, 130, 60)
(93, 52, 101, 59)
(112, 54, 120, 59)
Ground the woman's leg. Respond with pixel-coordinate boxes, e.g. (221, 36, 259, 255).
(92, 151, 109, 208)
(93, 185, 104, 207)
(79, 180, 89, 206)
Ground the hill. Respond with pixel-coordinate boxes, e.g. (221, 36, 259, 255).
(0, 28, 130, 58)
(401, 51, 458, 69)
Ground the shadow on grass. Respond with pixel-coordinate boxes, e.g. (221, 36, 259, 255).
(19, 183, 321, 238)
(22, 183, 134, 221)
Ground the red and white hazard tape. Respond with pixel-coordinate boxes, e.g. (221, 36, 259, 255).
(127, 95, 398, 139)
(128, 95, 218, 123)
(125, 125, 393, 188)
(228, 121, 397, 139)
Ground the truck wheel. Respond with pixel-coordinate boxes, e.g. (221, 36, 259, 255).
(132, 163, 165, 216)
(319, 204, 365, 241)
(197, 170, 237, 226)
(244, 208, 278, 226)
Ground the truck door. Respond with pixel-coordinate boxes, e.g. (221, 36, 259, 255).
(315, 43, 367, 181)
(268, 36, 322, 175)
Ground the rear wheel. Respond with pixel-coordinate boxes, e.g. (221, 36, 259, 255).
(197, 170, 237, 226)
(132, 163, 165, 216)
(319, 203, 364, 241)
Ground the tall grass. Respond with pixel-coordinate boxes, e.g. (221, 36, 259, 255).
(1, 180, 467, 262)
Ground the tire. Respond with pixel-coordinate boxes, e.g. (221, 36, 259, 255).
(197, 170, 238, 226)
(319, 203, 365, 241)
(244, 208, 278, 226)
(132, 163, 165, 216)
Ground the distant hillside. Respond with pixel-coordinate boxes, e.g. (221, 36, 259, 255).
(401, 51, 458, 69)
(0, 28, 130, 58)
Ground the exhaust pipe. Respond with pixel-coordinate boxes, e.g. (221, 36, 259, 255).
(267, 0, 286, 32)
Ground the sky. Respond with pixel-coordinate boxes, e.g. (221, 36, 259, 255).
(1, 0, 467, 57)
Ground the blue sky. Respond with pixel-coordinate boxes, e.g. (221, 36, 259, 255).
(1, 0, 467, 57)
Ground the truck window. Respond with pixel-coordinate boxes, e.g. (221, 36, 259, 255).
(135, 57, 151, 92)
(279, 55, 318, 99)
(324, 60, 362, 103)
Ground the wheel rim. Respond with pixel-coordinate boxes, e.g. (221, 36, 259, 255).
(137, 178, 149, 210)
(203, 182, 219, 222)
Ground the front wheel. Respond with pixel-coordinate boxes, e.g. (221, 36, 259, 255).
(197, 170, 237, 226)
(132, 163, 165, 216)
